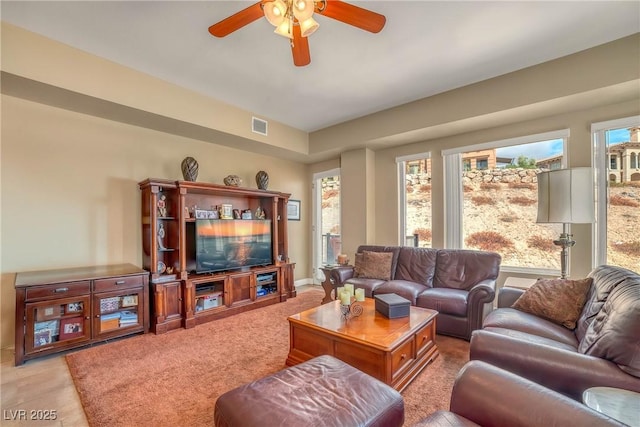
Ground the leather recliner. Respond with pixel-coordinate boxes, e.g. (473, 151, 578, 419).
(416, 360, 625, 426)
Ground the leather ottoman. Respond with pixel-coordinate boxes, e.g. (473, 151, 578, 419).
(214, 355, 405, 427)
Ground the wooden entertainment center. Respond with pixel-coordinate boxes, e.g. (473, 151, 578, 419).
(139, 178, 296, 334)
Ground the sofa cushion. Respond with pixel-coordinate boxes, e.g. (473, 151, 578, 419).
(434, 250, 501, 290)
(576, 265, 637, 342)
(578, 271, 640, 377)
(345, 277, 386, 298)
(356, 245, 401, 279)
(417, 288, 468, 317)
(482, 308, 579, 347)
(482, 326, 578, 352)
(374, 280, 429, 305)
(356, 251, 393, 281)
(395, 247, 438, 286)
(512, 278, 592, 329)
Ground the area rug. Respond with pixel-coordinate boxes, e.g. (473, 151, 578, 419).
(66, 288, 468, 426)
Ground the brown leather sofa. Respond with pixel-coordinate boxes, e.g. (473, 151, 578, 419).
(332, 246, 501, 340)
(470, 265, 640, 400)
(416, 360, 625, 426)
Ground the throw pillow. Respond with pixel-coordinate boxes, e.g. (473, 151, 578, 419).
(353, 253, 364, 277)
(358, 251, 393, 281)
(512, 277, 593, 329)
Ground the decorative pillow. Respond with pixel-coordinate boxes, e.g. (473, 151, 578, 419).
(512, 277, 592, 329)
(357, 251, 393, 281)
(353, 253, 364, 277)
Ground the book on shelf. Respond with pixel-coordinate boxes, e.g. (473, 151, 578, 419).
(100, 312, 121, 321)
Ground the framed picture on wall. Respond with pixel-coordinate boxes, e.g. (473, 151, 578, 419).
(287, 200, 301, 221)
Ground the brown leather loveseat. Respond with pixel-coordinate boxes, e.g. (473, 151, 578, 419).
(332, 245, 501, 340)
(470, 265, 640, 400)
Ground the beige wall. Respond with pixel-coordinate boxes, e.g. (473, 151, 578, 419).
(0, 95, 309, 350)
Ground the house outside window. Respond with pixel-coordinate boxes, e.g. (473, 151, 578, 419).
(444, 130, 568, 274)
(398, 153, 431, 248)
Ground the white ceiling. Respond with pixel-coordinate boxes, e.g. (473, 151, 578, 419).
(2, 1, 639, 132)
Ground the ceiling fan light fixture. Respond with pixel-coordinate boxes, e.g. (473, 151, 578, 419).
(299, 17, 319, 37)
(274, 18, 294, 39)
(292, 0, 315, 21)
(264, 0, 287, 26)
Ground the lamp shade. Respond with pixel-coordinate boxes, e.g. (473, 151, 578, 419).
(299, 17, 319, 37)
(292, 0, 315, 21)
(274, 18, 293, 39)
(537, 167, 595, 224)
(264, 0, 287, 26)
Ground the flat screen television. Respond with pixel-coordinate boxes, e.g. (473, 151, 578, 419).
(194, 219, 272, 274)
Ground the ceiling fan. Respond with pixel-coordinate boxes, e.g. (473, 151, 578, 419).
(208, 0, 386, 67)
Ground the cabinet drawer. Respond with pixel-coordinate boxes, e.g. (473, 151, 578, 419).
(25, 281, 91, 300)
(416, 320, 436, 357)
(391, 337, 415, 379)
(94, 275, 144, 292)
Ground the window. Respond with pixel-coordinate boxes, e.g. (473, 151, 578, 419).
(593, 117, 640, 272)
(463, 159, 471, 171)
(444, 130, 568, 273)
(397, 153, 431, 248)
(312, 169, 341, 279)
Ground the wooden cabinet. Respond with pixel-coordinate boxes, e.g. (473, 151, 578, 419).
(139, 178, 296, 333)
(150, 280, 183, 334)
(228, 273, 253, 306)
(15, 264, 149, 365)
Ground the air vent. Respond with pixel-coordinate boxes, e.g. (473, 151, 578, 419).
(252, 117, 268, 136)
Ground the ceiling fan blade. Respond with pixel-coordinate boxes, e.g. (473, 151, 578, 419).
(208, 2, 264, 38)
(291, 24, 311, 67)
(318, 0, 386, 33)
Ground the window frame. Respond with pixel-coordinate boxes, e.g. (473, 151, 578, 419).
(397, 152, 431, 246)
(443, 129, 569, 275)
(591, 115, 640, 268)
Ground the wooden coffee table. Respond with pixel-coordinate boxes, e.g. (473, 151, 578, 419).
(286, 298, 439, 392)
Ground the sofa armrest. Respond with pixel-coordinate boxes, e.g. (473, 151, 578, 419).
(469, 330, 640, 400)
(330, 266, 355, 286)
(466, 280, 496, 333)
(497, 286, 524, 308)
(444, 361, 625, 427)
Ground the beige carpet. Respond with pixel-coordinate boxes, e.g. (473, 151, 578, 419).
(66, 289, 469, 426)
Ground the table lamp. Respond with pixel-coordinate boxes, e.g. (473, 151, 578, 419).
(536, 167, 595, 279)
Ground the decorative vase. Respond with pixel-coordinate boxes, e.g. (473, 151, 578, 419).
(181, 157, 199, 181)
(255, 170, 269, 190)
(223, 175, 242, 187)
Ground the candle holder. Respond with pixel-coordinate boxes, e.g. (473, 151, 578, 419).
(340, 300, 363, 320)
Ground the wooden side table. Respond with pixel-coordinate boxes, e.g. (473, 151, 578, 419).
(319, 266, 344, 304)
(582, 386, 640, 426)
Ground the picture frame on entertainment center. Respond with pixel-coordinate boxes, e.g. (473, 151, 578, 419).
(287, 200, 301, 221)
(195, 209, 209, 219)
(220, 204, 233, 219)
(59, 317, 84, 340)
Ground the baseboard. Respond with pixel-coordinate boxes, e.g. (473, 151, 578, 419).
(294, 278, 315, 287)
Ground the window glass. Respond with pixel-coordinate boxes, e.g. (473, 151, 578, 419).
(319, 175, 341, 265)
(461, 138, 565, 269)
(604, 127, 639, 271)
(400, 155, 431, 247)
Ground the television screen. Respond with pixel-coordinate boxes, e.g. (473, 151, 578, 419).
(194, 219, 272, 273)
